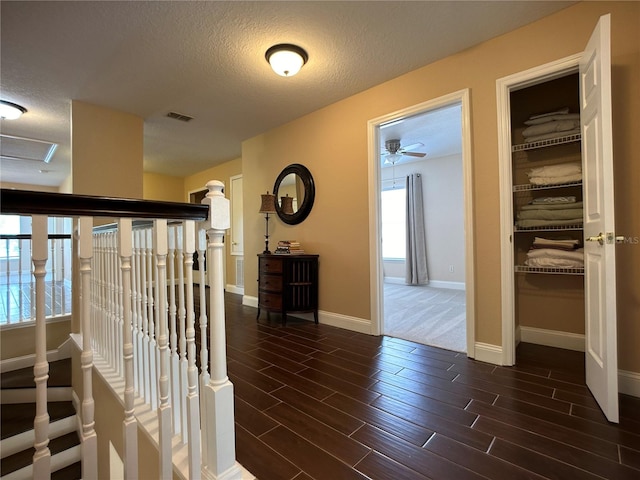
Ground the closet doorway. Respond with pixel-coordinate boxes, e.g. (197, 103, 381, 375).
(368, 90, 475, 356)
(497, 15, 619, 422)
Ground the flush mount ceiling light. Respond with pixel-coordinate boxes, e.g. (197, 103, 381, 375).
(0, 100, 27, 120)
(265, 44, 308, 77)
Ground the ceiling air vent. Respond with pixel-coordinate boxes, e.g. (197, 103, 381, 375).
(166, 111, 194, 122)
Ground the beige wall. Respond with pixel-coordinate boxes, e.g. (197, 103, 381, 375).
(0, 319, 70, 360)
(184, 158, 243, 289)
(242, 2, 640, 373)
(143, 172, 184, 202)
(0, 181, 59, 192)
(71, 100, 143, 198)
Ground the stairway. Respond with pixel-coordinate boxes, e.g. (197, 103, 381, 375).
(0, 358, 82, 479)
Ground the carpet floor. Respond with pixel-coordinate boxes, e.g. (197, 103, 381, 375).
(383, 282, 466, 353)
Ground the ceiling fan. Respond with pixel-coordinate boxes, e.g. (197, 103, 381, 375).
(382, 139, 426, 164)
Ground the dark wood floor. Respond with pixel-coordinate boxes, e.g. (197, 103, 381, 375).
(222, 293, 640, 480)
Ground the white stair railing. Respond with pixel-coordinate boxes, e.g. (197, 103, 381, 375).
(0, 182, 247, 480)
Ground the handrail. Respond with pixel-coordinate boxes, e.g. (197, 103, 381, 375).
(0, 189, 209, 220)
(0, 233, 72, 240)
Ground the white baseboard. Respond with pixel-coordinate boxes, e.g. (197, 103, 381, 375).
(383, 277, 465, 290)
(519, 326, 585, 352)
(473, 342, 503, 365)
(318, 311, 373, 335)
(0, 337, 74, 374)
(243, 295, 258, 308)
(428, 280, 465, 291)
(619, 370, 640, 398)
(242, 295, 373, 334)
(225, 284, 244, 295)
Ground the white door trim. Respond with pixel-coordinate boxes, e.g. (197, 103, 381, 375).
(496, 54, 582, 366)
(367, 89, 476, 357)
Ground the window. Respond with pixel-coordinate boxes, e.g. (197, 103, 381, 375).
(381, 187, 406, 259)
(0, 215, 21, 258)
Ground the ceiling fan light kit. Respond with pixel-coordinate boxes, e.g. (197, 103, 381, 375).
(0, 100, 27, 120)
(382, 138, 427, 164)
(265, 44, 308, 77)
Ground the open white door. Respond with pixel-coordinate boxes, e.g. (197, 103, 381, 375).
(581, 14, 618, 423)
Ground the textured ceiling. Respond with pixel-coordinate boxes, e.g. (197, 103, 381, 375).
(0, 1, 573, 188)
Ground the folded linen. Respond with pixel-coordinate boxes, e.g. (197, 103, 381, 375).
(522, 119, 581, 138)
(526, 247, 584, 262)
(527, 162, 581, 178)
(531, 196, 576, 204)
(525, 246, 584, 268)
(524, 113, 580, 126)
(532, 237, 581, 250)
(528, 107, 570, 119)
(525, 257, 584, 268)
(517, 208, 583, 221)
(528, 173, 582, 186)
(516, 218, 583, 228)
(521, 201, 583, 211)
(524, 128, 581, 143)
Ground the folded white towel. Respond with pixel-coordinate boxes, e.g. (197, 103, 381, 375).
(525, 258, 584, 268)
(522, 119, 581, 138)
(531, 196, 576, 204)
(528, 107, 570, 120)
(527, 162, 581, 179)
(524, 128, 581, 143)
(524, 113, 580, 126)
(527, 247, 584, 262)
(528, 173, 583, 186)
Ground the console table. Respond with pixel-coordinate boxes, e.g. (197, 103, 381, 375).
(257, 253, 319, 325)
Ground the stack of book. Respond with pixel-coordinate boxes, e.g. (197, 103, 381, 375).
(274, 240, 304, 255)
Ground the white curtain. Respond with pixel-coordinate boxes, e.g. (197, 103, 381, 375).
(405, 173, 429, 285)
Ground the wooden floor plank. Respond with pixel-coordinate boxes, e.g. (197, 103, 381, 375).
(196, 292, 640, 480)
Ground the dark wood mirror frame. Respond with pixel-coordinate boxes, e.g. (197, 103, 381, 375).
(273, 163, 315, 225)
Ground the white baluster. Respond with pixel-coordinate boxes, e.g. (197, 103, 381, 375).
(79, 217, 98, 480)
(119, 219, 138, 479)
(183, 220, 201, 476)
(197, 227, 210, 467)
(4, 239, 11, 323)
(31, 215, 51, 479)
(116, 230, 124, 377)
(131, 229, 140, 394)
(154, 220, 172, 479)
(146, 228, 158, 410)
(140, 229, 151, 404)
(168, 226, 181, 436)
(201, 181, 242, 479)
(49, 237, 57, 317)
(176, 227, 188, 441)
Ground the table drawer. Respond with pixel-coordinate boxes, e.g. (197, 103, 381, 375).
(259, 292, 282, 310)
(260, 256, 283, 274)
(259, 274, 282, 292)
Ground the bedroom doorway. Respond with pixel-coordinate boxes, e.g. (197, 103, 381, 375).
(367, 90, 475, 356)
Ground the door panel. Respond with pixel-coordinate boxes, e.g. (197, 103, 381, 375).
(580, 13, 618, 423)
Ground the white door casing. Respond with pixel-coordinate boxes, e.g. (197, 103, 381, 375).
(581, 14, 618, 423)
(497, 14, 617, 422)
(367, 89, 475, 356)
(230, 174, 244, 256)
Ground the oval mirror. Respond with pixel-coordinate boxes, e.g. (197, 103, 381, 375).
(273, 164, 315, 225)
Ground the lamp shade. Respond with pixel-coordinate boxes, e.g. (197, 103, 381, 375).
(265, 44, 308, 77)
(0, 100, 27, 120)
(281, 195, 294, 215)
(259, 191, 277, 213)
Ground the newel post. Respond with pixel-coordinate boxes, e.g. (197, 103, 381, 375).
(79, 217, 98, 480)
(201, 181, 242, 480)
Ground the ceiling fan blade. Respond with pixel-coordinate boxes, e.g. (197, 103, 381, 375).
(399, 142, 423, 152)
(402, 151, 426, 157)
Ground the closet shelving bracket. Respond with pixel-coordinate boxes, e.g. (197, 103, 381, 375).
(515, 265, 584, 275)
(512, 133, 581, 152)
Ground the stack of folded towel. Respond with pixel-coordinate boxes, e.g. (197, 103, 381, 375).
(525, 237, 584, 268)
(526, 162, 582, 186)
(522, 107, 581, 143)
(516, 196, 583, 228)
